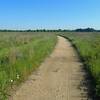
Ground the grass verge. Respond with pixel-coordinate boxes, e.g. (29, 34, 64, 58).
(59, 32, 100, 99)
(0, 32, 57, 100)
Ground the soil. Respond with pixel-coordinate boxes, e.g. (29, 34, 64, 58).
(10, 36, 91, 100)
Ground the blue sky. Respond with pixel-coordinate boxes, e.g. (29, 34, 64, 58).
(0, 0, 100, 29)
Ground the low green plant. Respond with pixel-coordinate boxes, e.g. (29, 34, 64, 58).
(0, 32, 57, 99)
(59, 32, 100, 97)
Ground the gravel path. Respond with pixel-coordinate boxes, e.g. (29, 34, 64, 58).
(11, 36, 89, 100)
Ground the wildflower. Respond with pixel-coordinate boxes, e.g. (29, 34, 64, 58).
(16, 74, 20, 79)
(10, 79, 13, 83)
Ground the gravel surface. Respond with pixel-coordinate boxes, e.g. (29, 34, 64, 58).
(11, 36, 89, 100)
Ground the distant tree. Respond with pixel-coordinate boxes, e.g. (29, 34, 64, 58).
(75, 28, 96, 32)
(26, 29, 32, 32)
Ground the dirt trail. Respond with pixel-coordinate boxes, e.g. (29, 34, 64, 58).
(11, 36, 90, 100)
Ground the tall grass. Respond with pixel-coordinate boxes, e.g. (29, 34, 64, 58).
(0, 32, 57, 100)
(59, 32, 100, 98)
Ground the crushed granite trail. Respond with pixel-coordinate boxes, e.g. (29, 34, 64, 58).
(11, 36, 89, 100)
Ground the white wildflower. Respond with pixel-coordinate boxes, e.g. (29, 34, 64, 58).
(16, 74, 20, 79)
(10, 79, 13, 83)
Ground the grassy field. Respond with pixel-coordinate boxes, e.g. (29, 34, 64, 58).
(1, 31, 100, 99)
(0, 32, 57, 99)
(59, 32, 100, 98)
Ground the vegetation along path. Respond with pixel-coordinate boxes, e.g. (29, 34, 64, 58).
(11, 36, 90, 100)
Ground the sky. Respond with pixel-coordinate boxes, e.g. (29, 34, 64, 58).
(0, 0, 100, 30)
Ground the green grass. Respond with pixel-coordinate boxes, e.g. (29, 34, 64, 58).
(0, 32, 57, 100)
(59, 32, 100, 97)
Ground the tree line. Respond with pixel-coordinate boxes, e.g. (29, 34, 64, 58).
(0, 28, 100, 32)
